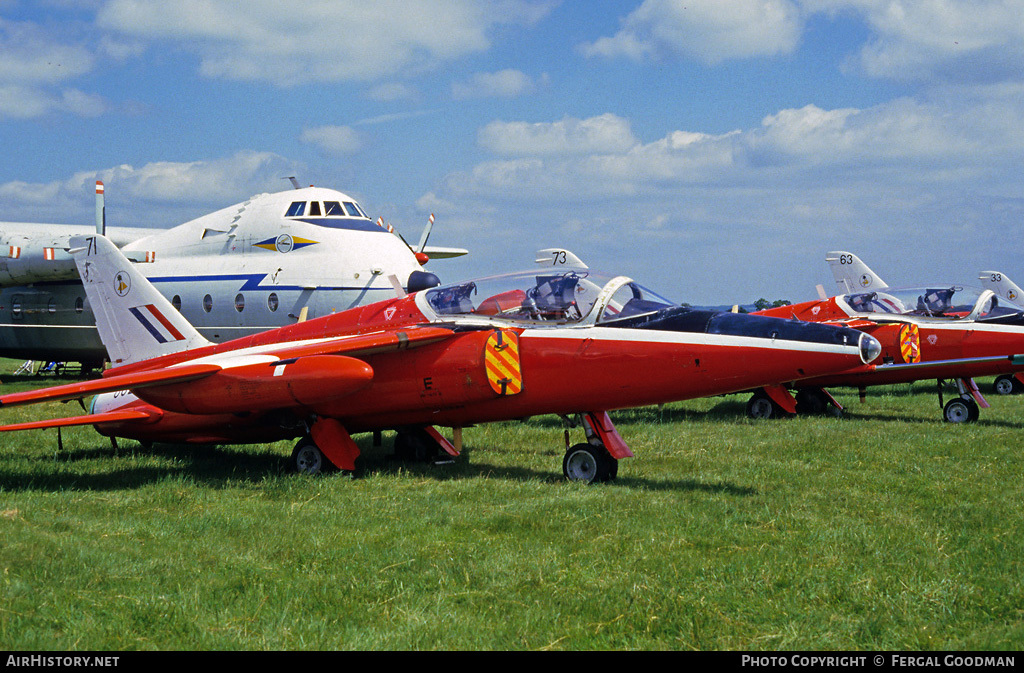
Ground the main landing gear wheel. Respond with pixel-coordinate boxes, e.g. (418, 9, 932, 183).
(291, 437, 331, 475)
(993, 375, 1021, 396)
(746, 392, 785, 420)
(562, 443, 617, 484)
(393, 428, 440, 463)
(943, 397, 979, 423)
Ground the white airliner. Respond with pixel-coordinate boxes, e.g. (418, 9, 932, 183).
(0, 182, 466, 368)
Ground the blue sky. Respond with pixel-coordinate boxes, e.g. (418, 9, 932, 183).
(2, 0, 1024, 305)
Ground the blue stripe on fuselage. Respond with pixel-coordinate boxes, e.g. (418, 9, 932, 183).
(291, 217, 386, 232)
(146, 272, 395, 293)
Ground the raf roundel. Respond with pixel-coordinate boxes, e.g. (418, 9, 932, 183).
(114, 271, 131, 297)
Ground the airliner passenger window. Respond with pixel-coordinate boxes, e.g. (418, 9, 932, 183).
(285, 201, 305, 217)
(203, 294, 213, 313)
(234, 294, 245, 312)
(267, 293, 279, 312)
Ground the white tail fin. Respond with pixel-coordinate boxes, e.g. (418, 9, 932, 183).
(825, 251, 888, 294)
(69, 235, 212, 367)
(979, 270, 1024, 306)
(534, 248, 588, 269)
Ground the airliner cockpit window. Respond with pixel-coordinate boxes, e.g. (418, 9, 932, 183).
(285, 201, 305, 217)
(343, 202, 364, 217)
(309, 201, 322, 216)
(324, 201, 345, 216)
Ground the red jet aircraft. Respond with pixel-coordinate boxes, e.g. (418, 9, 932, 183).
(0, 236, 881, 483)
(750, 280, 1024, 423)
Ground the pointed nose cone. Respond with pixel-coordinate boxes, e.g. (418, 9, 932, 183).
(860, 333, 882, 364)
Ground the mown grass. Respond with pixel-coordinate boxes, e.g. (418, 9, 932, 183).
(0, 370, 1022, 650)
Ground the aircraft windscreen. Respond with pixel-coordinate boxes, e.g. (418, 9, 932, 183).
(595, 282, 676, 324)
(425, 270, 676, 324)
(843, 286, 1001, 320)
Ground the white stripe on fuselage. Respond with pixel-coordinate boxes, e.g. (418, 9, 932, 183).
(520, 325, 861, 355)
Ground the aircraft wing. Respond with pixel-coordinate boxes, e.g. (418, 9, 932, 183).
(873, 354, 1024, 373)
(0, 408, 158, 432)
(257, 324, 457, 362)
(0, 363, 222, 409)
(0, 324, 458, 413)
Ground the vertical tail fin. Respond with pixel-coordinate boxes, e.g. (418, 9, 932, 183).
(979, 271, 1024, 306)
(69, 235, 212, 367)
(825, 251, 888, 294)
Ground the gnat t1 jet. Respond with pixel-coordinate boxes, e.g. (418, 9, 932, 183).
(746, 251, 1024, 423)
(0, 182, 465, 369)
(0, 237, 879, 483)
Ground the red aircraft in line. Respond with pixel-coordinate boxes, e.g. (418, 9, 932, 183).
(0, 238, 881, 483)
(747, 251, 1024, 423)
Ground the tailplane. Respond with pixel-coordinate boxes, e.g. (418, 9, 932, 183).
(826, 251, 888, 294)
(69, 235, 212, 366)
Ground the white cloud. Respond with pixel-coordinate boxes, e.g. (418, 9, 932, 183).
(582, 0, 1024, 84)
(580, 0, 803, 63)
(477, 114, 639, 156)
(0, 151, 302, 223)
(300, 125, 364, 155)
(0, 18, 95, 83)
(0, 17, 107, 118)
(452, 69, 538, 99)
(0, 84, 109, 118)
(96, 0, 556, 86)
(848, 0, 1024, 82)
(366, 82, 419, 102)
(428, 92, 1024, 303)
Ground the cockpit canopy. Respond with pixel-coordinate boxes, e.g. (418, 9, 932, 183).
(423, 269, 676, 325)
(840, 286, 1022, 321)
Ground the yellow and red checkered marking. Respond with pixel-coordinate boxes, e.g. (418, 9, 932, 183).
(484, 330, 523, 396)
(899, 323, 921, 363)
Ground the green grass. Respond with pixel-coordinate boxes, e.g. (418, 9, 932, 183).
(1, 370, 1022, 650)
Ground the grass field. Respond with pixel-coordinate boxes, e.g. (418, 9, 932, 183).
(1, 369, 1022, 651)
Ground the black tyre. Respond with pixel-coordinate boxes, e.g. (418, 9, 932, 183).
(943, 398, 978, 424)
(746, 393, 776, 420)
(562, 443, 613, 484)
(993, 375, 1017, 396)
(795, 388, 828, 415)
(394, 428, 440, 462)
(292, 437, 328, 474)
